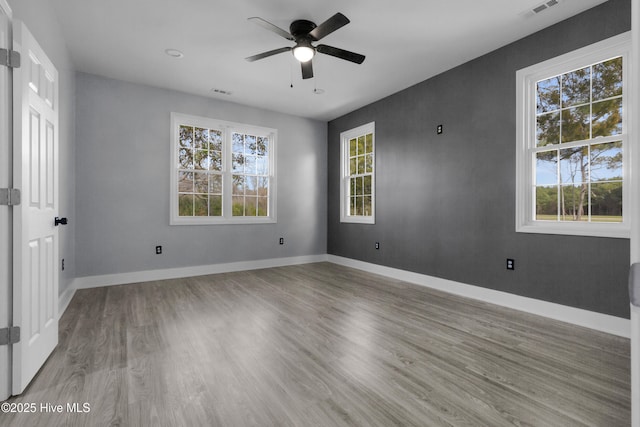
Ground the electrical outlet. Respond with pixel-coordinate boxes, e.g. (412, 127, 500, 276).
(61, 259, 65, 271)
(156, 245, 162, 254)
(437, 124, 443, 134)
(279, 237, 284, 245)
(506, 258, 515, 270)
(375, 242, 380, 250)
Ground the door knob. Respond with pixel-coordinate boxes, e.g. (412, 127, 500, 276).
(54, 217, 68, 226)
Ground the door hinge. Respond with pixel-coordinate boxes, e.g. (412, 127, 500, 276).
(0, 188, 21, 206)
(0, 48, 20, 68)
(0, 327, 20, 345)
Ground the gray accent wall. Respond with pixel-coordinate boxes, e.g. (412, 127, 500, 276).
(75, 73, 327, 277)
(328, 0, 631, 318)
(8, 0, 76, 298)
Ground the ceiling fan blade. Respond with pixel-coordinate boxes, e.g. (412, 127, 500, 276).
(248, 17, 294, 40)
(317, 44, 365, 64)
(309, 13, 350, 41)
(245, 47, 292, 62)
(301, 60, 313, 79)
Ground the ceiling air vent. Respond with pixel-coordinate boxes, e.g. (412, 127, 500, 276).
(211, 88, 232, 96)
(532, 0, 560, 14)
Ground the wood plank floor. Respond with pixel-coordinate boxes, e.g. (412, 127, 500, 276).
(1, 262, 630, 426)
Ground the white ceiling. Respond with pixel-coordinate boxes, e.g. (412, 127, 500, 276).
(51, 0, 609, 121)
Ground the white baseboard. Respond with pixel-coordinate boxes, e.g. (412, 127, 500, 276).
(62, 253, 630, 338)
(73, 254, 329, 290)
(328, 255, 630, 338)
(58, 283, 77, 320)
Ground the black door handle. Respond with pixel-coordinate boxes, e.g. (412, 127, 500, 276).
(54, 217, 68, 226)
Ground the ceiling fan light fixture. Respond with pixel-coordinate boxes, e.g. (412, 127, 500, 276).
(293, 44, 315, 63)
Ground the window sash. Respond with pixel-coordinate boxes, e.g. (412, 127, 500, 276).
(516, 32, 631, 238)
(340, 122, 375, 224)
(170, 113, 276, 225)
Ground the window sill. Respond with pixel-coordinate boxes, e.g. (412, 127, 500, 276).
(516, 222, 630, 239)
(170, 217, 276, 226)
(340, 216, 375, 225)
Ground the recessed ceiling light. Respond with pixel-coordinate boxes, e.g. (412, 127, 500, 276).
(165, 49, 184, 58)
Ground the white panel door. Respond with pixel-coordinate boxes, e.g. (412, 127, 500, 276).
(12, 20, 59, 395)
(0, 0, 12, 402)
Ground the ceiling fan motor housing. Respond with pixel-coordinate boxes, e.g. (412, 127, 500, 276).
(290, 20, 317, 40)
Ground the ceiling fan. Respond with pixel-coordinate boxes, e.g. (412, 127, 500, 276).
(245, 12, 365, 80)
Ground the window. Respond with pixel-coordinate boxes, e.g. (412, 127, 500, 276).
(170, 113, 276, 225)
(340, 122, 375, 224)
(516, 33, 630, 238)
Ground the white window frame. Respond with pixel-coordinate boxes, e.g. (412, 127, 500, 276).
(170, 112, 277, 225)
(340, 122, 375, 224)
(516, 32, 632, 239)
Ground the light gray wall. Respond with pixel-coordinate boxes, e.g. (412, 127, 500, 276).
(328, 0, 631, 318)
(7, 0, 76, 297)
(75, 72, 327, 277)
